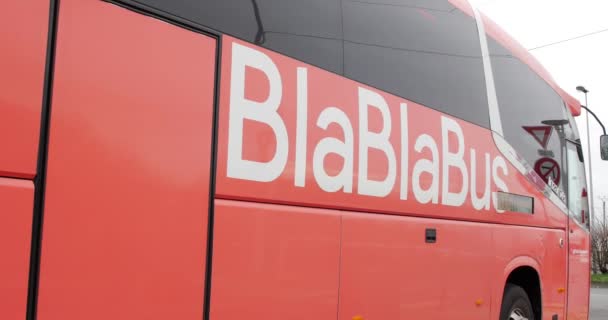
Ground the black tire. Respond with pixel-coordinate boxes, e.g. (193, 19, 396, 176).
(500, 284, 535, 320)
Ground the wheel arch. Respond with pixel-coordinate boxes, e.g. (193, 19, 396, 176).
(502, 257, 543, 320)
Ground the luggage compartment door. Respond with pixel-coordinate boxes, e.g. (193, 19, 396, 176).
(37, 1, 217, 319)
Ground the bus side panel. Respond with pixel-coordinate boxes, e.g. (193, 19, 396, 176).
(0, 0, 49, 178)
(490, 225, 567, 319)
(0, 178, 34, 319)
(37, 1, 216, 319)
(216, 36, 567, 231)
(338, 212, 493, 320)
(567, 220, 590, 320)
(339, 213, 567, 320)
(210, 199, 341, 320)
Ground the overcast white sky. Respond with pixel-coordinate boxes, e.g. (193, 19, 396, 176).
(471, 0, 608, 217)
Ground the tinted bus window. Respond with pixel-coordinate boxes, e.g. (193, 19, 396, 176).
(133, 0, 344, 74)
(342, 0, 489, 128)
(132, 0, 489, 128)
(566, 141, 590, 227)
(488, 39, 569, 193)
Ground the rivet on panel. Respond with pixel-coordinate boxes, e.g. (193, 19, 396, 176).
(475, 299, 483, 306)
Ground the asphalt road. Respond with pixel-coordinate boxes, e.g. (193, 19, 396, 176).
(590, 287, 608, 319)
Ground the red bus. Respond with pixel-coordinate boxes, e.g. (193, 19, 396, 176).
(1, 0, 600, 319)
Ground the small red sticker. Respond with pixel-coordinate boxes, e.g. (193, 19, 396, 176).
(534, 157, 560, 185)
(523, 126, 553, 149)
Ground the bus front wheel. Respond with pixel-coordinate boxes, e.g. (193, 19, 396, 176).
(500, 284, 535, 320)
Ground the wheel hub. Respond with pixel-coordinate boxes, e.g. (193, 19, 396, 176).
(509, 308, 529, 320)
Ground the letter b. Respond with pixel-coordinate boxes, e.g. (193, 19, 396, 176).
(227, 43, 288, 182)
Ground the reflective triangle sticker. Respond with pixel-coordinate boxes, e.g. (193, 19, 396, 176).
(523, 126, 553, 149)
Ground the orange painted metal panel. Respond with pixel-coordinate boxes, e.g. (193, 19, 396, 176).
(0, 0, 49, 178)
(490, 226, 567, 319)
(567, 220, 591, 320)
(0, 178, 34, 319)
(339, 212, 493, 320)
(339, 212, 567, 320)
(210, 199, 341, 320)
(214, 35, 578, 317)
(37, 1, 216, 319)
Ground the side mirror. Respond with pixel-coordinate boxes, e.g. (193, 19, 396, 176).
(601, 135, 608, 160)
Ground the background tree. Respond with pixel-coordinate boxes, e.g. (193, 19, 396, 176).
(591, 213, 608, 274)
